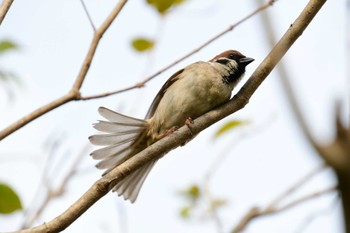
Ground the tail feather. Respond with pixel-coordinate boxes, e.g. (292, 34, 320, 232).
(96, 148, 130, 170)
(93, 120, 143, 133)
(112, 161, 156, 203)
(89, 132, 139, 146)
(89, 107, 156, 202)
(98, 107, 146, 126)
(90, 140, 134, 159)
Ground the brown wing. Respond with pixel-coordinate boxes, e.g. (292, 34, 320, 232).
(145, 68, 184, 119)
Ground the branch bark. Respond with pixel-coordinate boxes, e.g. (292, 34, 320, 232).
(0, 0, 13, 25)
(10, 0, 327, 232)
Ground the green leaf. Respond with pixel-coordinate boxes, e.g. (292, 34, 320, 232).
(0, 183, 22, 214)
(187, 185, 200, 199)
(180, 206, 191, 218)
(179, 184, 200, 202)
(0, 40, 17, 54)
(146, 0, 186, 14)
(214, 120, 250, 138)
(131, 38, 154, 52)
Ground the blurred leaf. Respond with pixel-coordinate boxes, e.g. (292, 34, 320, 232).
(187, 185, 200, 199)
(0, 40, 17, 54)
(174, 0, 186, 4)
(146, 0, 186, 14)
(131, 37, 154, 52)
(180, 184, 201, 202)
(180, 206, 191, 218)
(0, 183, 22, 214)
(214, 120, 250, 138)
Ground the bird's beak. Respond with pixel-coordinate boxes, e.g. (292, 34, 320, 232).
(239, 57, 254, 66)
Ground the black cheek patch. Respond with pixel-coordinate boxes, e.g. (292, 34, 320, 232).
(223, 67, 245, 84)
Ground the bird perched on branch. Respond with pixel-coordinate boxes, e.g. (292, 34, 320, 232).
(89, 50, 254, 203)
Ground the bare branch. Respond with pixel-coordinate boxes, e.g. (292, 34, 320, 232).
(80, 0, 96, 31)
(231, 163, 331, 233)
(231, 187, 336, 233)
(268, 163, 327, 208)
(21, 144, 89, 228)
(11, 0, 327, 232)
(0, 0, 128, 141)
(0, 0, 14, 25)
(295, 197, 339, 233)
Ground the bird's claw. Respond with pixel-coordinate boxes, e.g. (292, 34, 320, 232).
(157, 126, 178, 140)
(185, 117, 194, 135)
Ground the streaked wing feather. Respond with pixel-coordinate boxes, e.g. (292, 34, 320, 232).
(145, 69, 184, 118)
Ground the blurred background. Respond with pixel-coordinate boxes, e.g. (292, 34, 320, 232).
(0, 0, 347, 232)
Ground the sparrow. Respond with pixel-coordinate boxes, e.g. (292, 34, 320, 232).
(89, 50, 254, 203)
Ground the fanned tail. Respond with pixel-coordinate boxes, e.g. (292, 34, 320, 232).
(89, 107, 155, 202)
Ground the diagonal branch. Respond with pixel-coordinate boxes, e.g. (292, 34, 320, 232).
(0, 0, 128, 141)
(0, 0, 14, 25)
(11, 0, 327, 232)
(231, 186, 336, 233)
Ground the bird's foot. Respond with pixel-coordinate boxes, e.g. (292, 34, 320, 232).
(157, 126, 178, 140)
(185, 117, 194, 135)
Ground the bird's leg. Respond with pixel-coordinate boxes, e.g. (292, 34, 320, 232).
(156, 126, 178, 140)
(157, 117, 194, 140)
(185, 117, 194, 135)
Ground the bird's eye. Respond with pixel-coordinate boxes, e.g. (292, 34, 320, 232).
(228, 54, 240, 60)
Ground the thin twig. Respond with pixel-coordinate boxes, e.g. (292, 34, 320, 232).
(268, 163, 327, 208)
(21, 144, 89, 228)
(11, 1, 326, 232)
(0, 0, 14, 25)
(0, 0, 128, 141)
(294, 196, 339, 233)
(80, 0, 96, 31)
(231, 186, 336, 233)
(79, 0, 276, 100)
(231, 163, 330, 233)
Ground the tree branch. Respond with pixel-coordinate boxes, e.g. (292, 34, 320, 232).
(231, 163, 331, 233)
(10, 0, 327, 232)
(231, 186, 336, 233)
(79, 0, 96, 31)
(21, 144, 89, 229)
(0, 0, 13, 25)
(0, 0, 128, 141)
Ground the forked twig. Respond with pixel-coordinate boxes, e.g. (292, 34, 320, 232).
(0, 0, 128, 141)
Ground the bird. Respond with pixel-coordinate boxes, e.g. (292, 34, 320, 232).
(89, 50, 254, 203)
